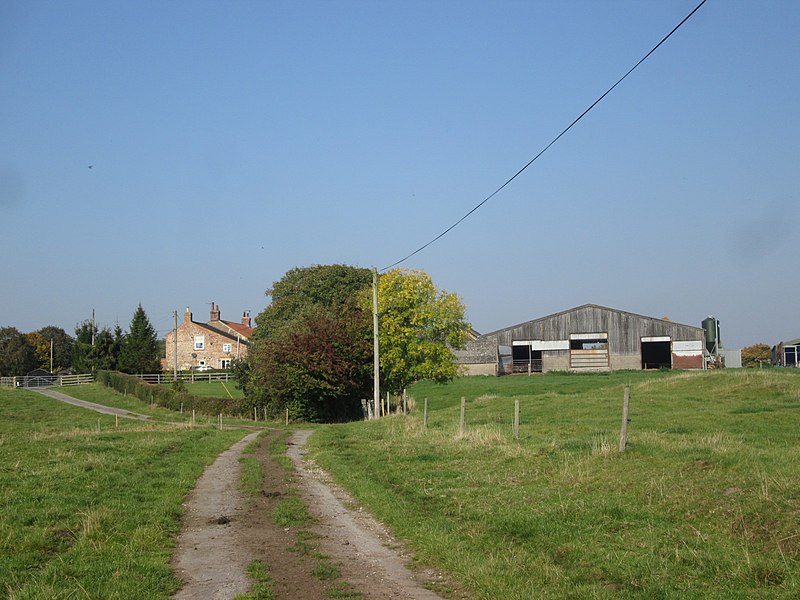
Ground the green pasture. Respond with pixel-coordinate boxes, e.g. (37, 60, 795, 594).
(0, 387, 248, 599)
(183, 379, 244, 399)
(309, 370, 800, 599)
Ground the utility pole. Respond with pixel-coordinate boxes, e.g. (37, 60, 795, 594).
(173, 310, 178, 381)
(373, 267, 380, 420)
(91, 308, 96, 346)
(50, 339, 54, 374)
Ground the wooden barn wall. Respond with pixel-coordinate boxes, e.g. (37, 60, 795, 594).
(485, 306, 704, 354)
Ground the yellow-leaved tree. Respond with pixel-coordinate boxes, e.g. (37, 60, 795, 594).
(365, 268, 470, 393)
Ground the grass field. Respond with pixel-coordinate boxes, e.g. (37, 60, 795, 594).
(182, 380, 244, 399)
(309, 370, 800, 599)
(0, 387, 248, 599)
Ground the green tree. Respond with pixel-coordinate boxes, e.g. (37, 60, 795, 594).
(252, 264, 372, 341)
(72, 320, 98, 372)
(28, 326, 74, 372)
(741, 343, 771, 368)
(117, 305, 160, 374)
(249, 304, 372, 422)
(366, 268, 470, 393)
(0, 327, 38, 376)
(243, 264, 373, 421)
(91, 327, 123, 371)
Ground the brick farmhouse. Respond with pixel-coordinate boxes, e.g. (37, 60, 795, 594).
(162, 303, 253, 371)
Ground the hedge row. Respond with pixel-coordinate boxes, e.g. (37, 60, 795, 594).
(95, 370, 250, 416)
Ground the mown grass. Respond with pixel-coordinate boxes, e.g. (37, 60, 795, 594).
(0, 387, 248, 599)
(309, 370, 800, 599)
(182, 380, 244, 399)
(60, 383, 263, 428)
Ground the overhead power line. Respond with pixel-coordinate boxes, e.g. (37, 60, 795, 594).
(381, 0, 708, 272)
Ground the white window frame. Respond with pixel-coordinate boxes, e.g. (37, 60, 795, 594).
(220, 358, 232, 369)
(223, 343, 232, 353)
(194, 335, 205, 350)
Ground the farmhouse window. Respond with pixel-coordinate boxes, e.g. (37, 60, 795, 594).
(223, 343, 232, 353)
(194, 335, 205, 350)
(220, 359, 232, 369)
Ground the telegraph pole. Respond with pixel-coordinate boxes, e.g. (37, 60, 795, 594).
(372, 267, 380, 419)
(91, 308, 96, 346)
(173, 310, 178, 381)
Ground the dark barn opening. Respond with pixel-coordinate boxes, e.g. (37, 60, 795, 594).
(512, 345, 542, 373)
(641, 341, 671, 369)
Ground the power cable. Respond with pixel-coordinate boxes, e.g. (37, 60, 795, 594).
(381, 0, 708, 272)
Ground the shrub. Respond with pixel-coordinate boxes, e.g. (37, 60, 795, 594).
(95, 371, 249, 416)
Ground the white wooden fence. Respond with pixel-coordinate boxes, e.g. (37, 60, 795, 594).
(0, 374, 94, 388)
(1, 371, 235, 389)
(131, 372, 236, 384)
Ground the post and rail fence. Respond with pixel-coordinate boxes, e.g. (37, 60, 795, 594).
(1, 371, 235, 389)
(1, 373, 94, 388)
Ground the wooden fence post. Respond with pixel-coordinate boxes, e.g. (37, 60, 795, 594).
(423, 398, 428, 430)
(619, 386, 630, 452)
(514, 399, 520, 440)
(403, 388, 407, 415)
(459, 397, 466, 436)
(285, 408, 289, 426)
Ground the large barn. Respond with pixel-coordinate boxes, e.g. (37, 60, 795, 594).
(457, 304, 707, 375)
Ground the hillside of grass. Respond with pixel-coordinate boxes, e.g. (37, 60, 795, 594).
(309, 370, 800, 599)
(0, 387, 248, 599)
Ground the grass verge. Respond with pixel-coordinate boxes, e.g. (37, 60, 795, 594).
(0, 387, 248, 599)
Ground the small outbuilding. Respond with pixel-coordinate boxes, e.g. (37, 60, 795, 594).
(459, 304, 706, 375)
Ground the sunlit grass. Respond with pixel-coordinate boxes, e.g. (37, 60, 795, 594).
(0, 387, 248, 598)
(310, 370, 800, 599)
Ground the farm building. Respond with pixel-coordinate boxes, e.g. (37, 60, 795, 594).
(162, 303, 253, 371)
(458, 304, 707, 375)
(772, 338, 800, 367)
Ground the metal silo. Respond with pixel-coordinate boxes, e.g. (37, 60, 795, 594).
(702, 316, 720, 355)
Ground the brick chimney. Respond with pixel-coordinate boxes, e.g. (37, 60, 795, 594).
(184, 307, 192, 323)
(210, 302, 220, 322)
(242, 311, 251, 328)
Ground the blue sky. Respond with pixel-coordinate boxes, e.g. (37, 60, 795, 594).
(1, 0, 797, 349)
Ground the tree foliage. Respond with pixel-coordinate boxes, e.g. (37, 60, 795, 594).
(26, 326, 74, 372)
(93, 326, 124, 371)
(244, 264, 470, 422)
(244, 264, 373, 422)
(72, 320, 98, 373)
(253, 264, 372, 341)
(118, 305, 160, 374)
(366, 268, 470, 393)
(249, 305, 372, 422)
(0, 327, 38, 376)
(741, 343, 771, 368)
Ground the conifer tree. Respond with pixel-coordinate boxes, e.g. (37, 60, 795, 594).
(118, 304, 160, 374)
